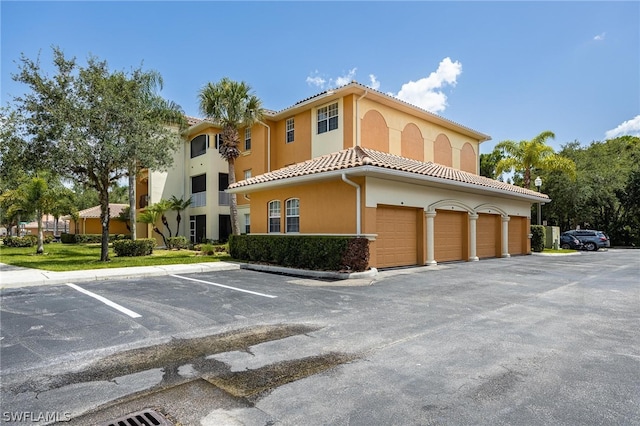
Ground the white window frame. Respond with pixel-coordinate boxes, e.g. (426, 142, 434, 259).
(244, 169, 252, 180)
(268, 200, 281, 233)
(317, 102, 338, 134)
(244, 128, 252, 151)
(285, 198, 300, 233)
(286, 118, 295, 143)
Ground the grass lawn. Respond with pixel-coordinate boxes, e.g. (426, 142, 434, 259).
(0, 243, 232, 272)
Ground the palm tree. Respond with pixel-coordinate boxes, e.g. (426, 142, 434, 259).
(137, 202, 169, 247)
(199, 78, 264, 235)
(494, 131, 576, 189)
(168, 195, 191, 236)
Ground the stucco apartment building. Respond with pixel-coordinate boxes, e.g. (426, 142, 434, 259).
(139, 81, 549, 269)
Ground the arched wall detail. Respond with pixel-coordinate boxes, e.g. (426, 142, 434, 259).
(361, 109, 389, 152)
(401, 123, 424, 161)
(474, 203, 509, 217)
(427, 199, 475, 214)
(460, 142, 477, 173)
(434, 133, 452, 167)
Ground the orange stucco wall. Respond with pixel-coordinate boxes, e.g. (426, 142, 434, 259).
(269, 113, 312, 170)
(70, 218, 130, 235)
(401, 123, 425, 161)
(361, 109, 389, 152)
(248, 178, 362, 234)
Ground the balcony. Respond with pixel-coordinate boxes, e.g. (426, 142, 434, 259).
(218, 191, 230, 206)
(191, 192, 206, 207)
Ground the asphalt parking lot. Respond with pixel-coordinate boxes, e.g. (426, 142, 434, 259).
(1, 250, 639, 425)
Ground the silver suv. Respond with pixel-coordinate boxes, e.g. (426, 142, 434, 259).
(563, 230, 610, 251)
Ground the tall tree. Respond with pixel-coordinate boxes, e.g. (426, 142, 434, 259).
(12, 47, 183, 261)
(121, 69, 186, 241)
(494, 131, 576, 189)
(199, 78, 264, 235)
(138, 202, 170, 247)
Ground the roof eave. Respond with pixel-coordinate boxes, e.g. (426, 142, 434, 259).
(228, 166, 549, 203)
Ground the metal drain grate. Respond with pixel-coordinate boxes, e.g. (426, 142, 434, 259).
(102, 408, 173, 426)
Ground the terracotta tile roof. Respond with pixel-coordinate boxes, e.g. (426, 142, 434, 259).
(66, 204, 129, 219)
(228, 147, 549, 200)
(185, 116, 203, 126)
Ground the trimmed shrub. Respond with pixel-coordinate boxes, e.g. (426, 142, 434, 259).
(60, 233, 77, 244)
(2, 236, 37, 247)
(167, 236, 189, 250)
(229, 235, 370, 272)
(113, 238, 156, 257)
(531, 225, 546, 252)
(74, 234, 130, 244)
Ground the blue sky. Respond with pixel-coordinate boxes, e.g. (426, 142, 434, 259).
(2, 1, 639, 154)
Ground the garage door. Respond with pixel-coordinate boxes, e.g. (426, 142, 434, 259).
(376, 206, 418, 268)
(508, 216, 527, 255)
(434, 210, 466, 262)
(477, 214, 499, 259)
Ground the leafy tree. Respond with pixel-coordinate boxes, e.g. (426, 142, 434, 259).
(138, 202, 169, 247)
(11, 47, 183, 261)
(199, 78, 264, 235)
(494, 131, 576, 189)
(169, 195, 192, 236)
(479, 150, 504, 180)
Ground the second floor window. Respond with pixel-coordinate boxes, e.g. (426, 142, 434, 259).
(268, 200, 281, 233)
(245, 128, 252, 151)
(317, 102, 338, 134)
(191, 174, 206, 207)
(190, 135, 207, 158)
(286, 118, 295, 143)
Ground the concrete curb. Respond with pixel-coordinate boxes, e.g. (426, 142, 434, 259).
(0, 262, 240, 289)
(531, 251, 582, 256)
(240, 263, 378, 280)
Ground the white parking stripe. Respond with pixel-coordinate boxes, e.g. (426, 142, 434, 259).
(170, 274, 277, 298)
(65, 283, 142, 318)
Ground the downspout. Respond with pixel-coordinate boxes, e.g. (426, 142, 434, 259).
(341, 173, 361, 236)
(257, 120, 271, 172)
(355, 89, 368, 147)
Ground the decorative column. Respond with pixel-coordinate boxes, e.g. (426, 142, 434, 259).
(426, 211, 437, 266)
(468, 212, 479, 261)
(501, 215, 511, 258)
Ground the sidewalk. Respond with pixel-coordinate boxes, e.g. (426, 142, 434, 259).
(0, 262, 241, 289)
(0, 262, 379, 289)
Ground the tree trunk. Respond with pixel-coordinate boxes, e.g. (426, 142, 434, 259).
(129, 169, 137, 240)
(36, 209, 44, 254)
(99, 189, 110, 262)
(228, 158, 240, 235)
(175, 212, 181, 237)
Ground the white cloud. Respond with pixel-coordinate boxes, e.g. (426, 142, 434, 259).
(605, 115, 640, 139)
(394, 57, 462, 113)
(368, 74, 380, 90)
(306, 71, 326, 88)
(593, 32, 606, 41)
(335, 68, 357, 87)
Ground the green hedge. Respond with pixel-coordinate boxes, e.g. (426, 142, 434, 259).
(113, 239, 156, 257)
(3, 235, 37, 247)
(531, 225, 546, 252)
(62, 233, 130, 244)
(167, 236, 189, 250)
(229, 235, 370, 272)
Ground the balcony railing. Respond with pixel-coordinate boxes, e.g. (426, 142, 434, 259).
(191, 192, 206, 207)
(219, 191, 230, 206)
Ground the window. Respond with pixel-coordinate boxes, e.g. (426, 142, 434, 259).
(244, 128, 251, 151)
(268, 200, 281, 233)
(286, 118, 295, 143)
(286, 198, 300, 233)
(190, 135, 207, 158)
(244, 213, 250, 234)
(191, 174, 206, 207)
(317, 102, 338, 134)
(214, 134, 223, 150)
(218, 173, 229, 206)
(244, 169, 252, 180)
